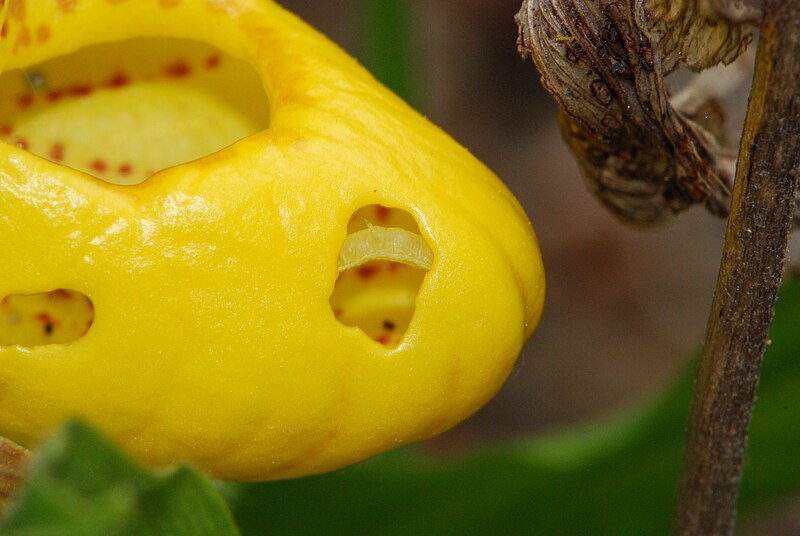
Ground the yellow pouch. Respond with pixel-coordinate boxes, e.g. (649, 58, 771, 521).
(0, 0, 544, 480)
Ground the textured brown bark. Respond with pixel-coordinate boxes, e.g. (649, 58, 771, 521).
(515, 0, 757, 225)
(671, 1, 800, 534)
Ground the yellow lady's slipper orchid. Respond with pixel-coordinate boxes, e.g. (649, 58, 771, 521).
(0, 0, 544, 481)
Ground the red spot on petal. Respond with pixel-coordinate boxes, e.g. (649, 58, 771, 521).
(53, 289, 74, 300)
(0, 124, 12, 136)
(68, 85, 93, 97)
(375, 334, 392, 346)
(1, 21, 9, 39)
(106, 72, 130, 88)
(49, 143, 65, 161)
(56, 0, 78, 12)
(46, 89, 65, 102)
(14, 26, 31, 48)
(14, 137, 29, 150)
(90, 160, 108, 173)
(34, 312, 61, 332)
(205, 54, 221, 69)
(36, 24, 51, 43)
(9, 0, 25, 20)
(118, 163, 133, 175)
(165, 60, 191, 78)
(17, 93, 33, 108)
(375, 205, 391, 222)
(357, 265, 381, 280)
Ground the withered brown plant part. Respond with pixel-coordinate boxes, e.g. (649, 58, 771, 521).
(0, 437, 28, 516)
(518, 1, 800, 535)
(515, 0, 759, 224)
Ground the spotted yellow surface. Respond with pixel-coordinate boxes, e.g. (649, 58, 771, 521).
(0, 0, 544, 481)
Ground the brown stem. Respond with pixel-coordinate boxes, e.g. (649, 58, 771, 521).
(671, 2, 800, 534)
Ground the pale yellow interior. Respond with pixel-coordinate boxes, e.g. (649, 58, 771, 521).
(0, 37, 270, 185)
(330, 205, 429, 348)
(0, 290, 94, 347)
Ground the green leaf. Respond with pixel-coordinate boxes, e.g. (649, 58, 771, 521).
(0, 421, 239, 536)
(229, 279, 800, 535)
(356, 0, 419, 107)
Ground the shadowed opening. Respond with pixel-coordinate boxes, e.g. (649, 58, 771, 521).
(0, 289, 94, 347)
(0, 37, 270, 185)
(331, 205, 432, 348)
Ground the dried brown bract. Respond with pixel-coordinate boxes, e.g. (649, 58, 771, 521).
(647, 0, 760, 73)
(0, 436, 28, 515)
(516, 0, 759, 225)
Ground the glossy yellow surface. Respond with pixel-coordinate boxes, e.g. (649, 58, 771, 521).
(0, 0, 544, 481)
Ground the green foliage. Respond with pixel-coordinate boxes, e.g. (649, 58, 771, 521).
(355, 0, 419, 107)
(0, 421, 239, 536)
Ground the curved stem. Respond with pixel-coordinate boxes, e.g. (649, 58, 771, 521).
(671, 2, 800, 534)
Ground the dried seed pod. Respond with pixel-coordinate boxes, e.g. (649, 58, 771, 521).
(516, 0, 758, 225)
(646, 0, 760, 73)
